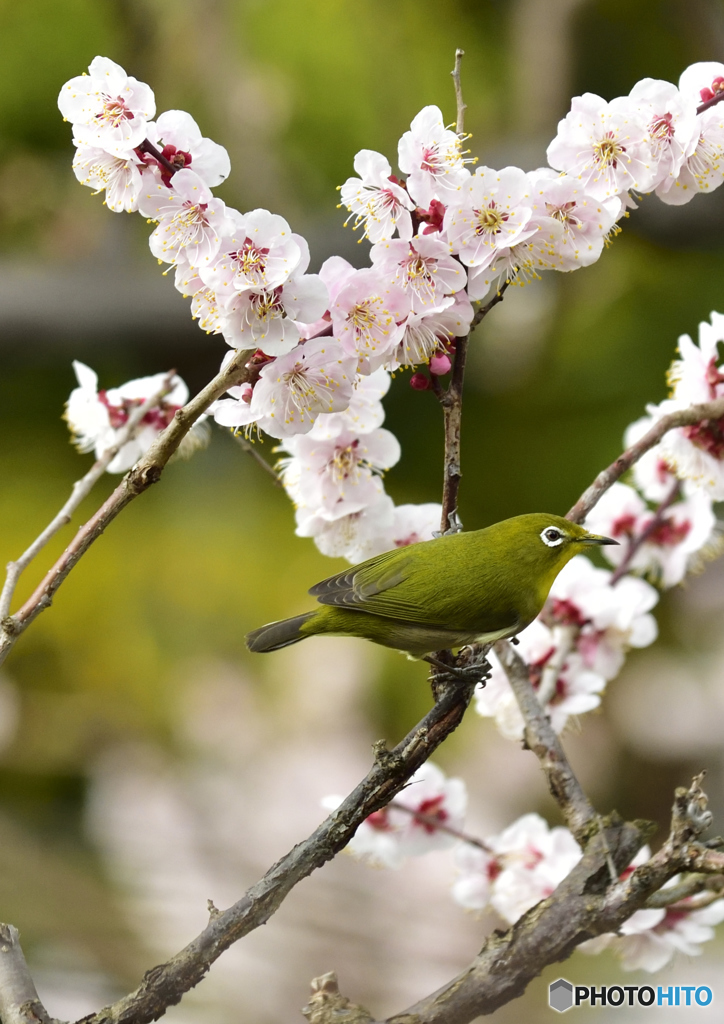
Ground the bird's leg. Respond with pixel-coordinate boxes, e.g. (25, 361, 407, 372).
(432, 509, 464, 538)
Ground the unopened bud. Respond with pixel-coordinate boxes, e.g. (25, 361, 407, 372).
(430, 353, 452, 376)
(410, 372, 430, 391)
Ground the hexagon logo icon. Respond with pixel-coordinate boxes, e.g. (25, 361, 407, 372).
(549, 978, 574, 1012)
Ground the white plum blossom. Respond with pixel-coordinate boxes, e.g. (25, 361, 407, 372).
(145, 110, 230, 187)
(581, 847, 724, 971)
(624, 416, 679, 502)
(370, 235, 466, 312)
(212, 337, 356, 439)
(444, 166, 537, 270)
(330, 269, 410, 373)
(527, 170, 621, 269)
(309, 368, 390, 439)
(322, 762, 467, 869)
(201, 209, 303, 295)
(547, 93, 656, 200)
(281, 427, 401, 521)
(296, 492, 397, 564)
(584, 480, 716, 587)
(398, 106, 470, 207)
(339, 150, 415, 243)
(452, 814, 582, 924)
(65, 361, 201, 473)
(391, 291, 474, 369)
(661, 63, 724, 205)
(138, 168, 233, 269)
(58, 56, 155, 156)
(72, 146, 145, 212)
(390, 503, 442, 547)
(174, 261, 225, 335)
(476, 211, 565, 287)
(218, 271, 329, 355)
(625, 79, 699, 199)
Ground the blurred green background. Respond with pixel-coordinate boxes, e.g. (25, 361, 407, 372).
(1, 0, 724, 1020)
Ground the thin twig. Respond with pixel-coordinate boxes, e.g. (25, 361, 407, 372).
(0, 372, 177, 620)
(494, 639, 596, 839)
(645, 872, 721, 908)
(451, 49, 466, 134)
(232, 433, 281, 485)
(0, 923, 53, 1024)
(389, 801, 493, 852)
(566, 396, 724, 523)
(697, 90, 724, 115)
(0, 349, 254, 669)
(609, 479, 681, 584)
(72, 674, 478, 1024)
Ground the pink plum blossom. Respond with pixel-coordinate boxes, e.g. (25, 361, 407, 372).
(398, 106, 470, 207)
(309, 368, 391, 439)
(389, 291, 474, 369)
(390, 503, 442, 546)
(296, 492, 397, 564)
(339, 150, 415, 243)
(144, 110, 230, 187)
(58, 56, 155, 156)
(444, 166, 537, 270)
(330, 269, 410, 373)
(547, 93, 656, 200)
(212, 337, 355, 439)
(138, 168, 233, 269)
(370, 235, 466, 312)
(322, 762, 467, 869)
(218, 271, 329, 356)
(625, 79, 699, 199)
(527, 170, 621, 270)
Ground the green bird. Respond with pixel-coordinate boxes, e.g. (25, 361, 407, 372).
(246, 513, 618, 659)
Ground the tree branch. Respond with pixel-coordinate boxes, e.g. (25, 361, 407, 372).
(566, 396, 724, 523)
(0, 924, 54, 1024)
(0, 372, 178, 621)
(0, 349, 253, 669)
(451, 49, 466, 134)
(71, 672, 479, 1024)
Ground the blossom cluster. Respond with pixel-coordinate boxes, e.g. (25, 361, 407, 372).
(330, 765, 723, 971)
(60, 57, 724, 564)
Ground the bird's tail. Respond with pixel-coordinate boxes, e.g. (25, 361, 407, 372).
(246, 611, 317, 653)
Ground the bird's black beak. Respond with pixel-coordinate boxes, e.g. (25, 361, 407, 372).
(581, 533, 619, 546)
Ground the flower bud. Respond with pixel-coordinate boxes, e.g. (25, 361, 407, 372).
(429, 353, 452, 376)
(410, 372, 430, 391)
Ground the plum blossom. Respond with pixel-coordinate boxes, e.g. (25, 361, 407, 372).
(322, 762, 467, 869)
(201, 209, 303, 295)
(58, 56, 155, 156)
(398, 106, 470, 206)
(308, 368, 390, 439)
(624, 416, 679, 503)
(661, 63, 724, 205)
(280, 427, 401, 520)
(296, 492, 397, 564)
(339, 150, 415, 243)
(390, 291, 474, 369)
(138, 168, 233, 269)
(330, 269, 410, 373)
(65, 361, 203, 473)
(584, 481, 716, 587)
(218, 271, 329, 356)
(527, 170, 621, 269)
(547, 93, 656, 200)
(390, 503, 442, 547)
(625, 79, 699, 199)
(471, 211, 565, 289)
(370, 236, 466, 312)
(144, 110, 230, 188)
(580, 847, 724, 971)
(212, 337, 356, 439)
(72, 146, 145, 212)
(444, 166, 537, 270)
(452, 814, 582, 924)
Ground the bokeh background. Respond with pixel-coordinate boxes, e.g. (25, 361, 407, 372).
(1, 0, 724, 1020)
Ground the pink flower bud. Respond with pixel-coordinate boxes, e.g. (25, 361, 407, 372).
(410, 372, 430, 391)
(429, 353, 452, 376)
(701, 87, 715, 102)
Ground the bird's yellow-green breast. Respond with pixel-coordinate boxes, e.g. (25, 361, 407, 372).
(246, 513, 617, 658)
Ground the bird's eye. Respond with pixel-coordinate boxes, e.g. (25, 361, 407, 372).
(541, 527, 565, 547)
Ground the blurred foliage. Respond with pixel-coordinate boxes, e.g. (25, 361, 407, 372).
(1, 0, 724, 1010)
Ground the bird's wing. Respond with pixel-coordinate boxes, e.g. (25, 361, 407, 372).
(309, 546, 426, 619)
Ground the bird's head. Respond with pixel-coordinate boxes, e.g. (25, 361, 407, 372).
(505, 513, 618, 585)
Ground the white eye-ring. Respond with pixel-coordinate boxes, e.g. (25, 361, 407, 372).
(541, 526, 566, 548)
